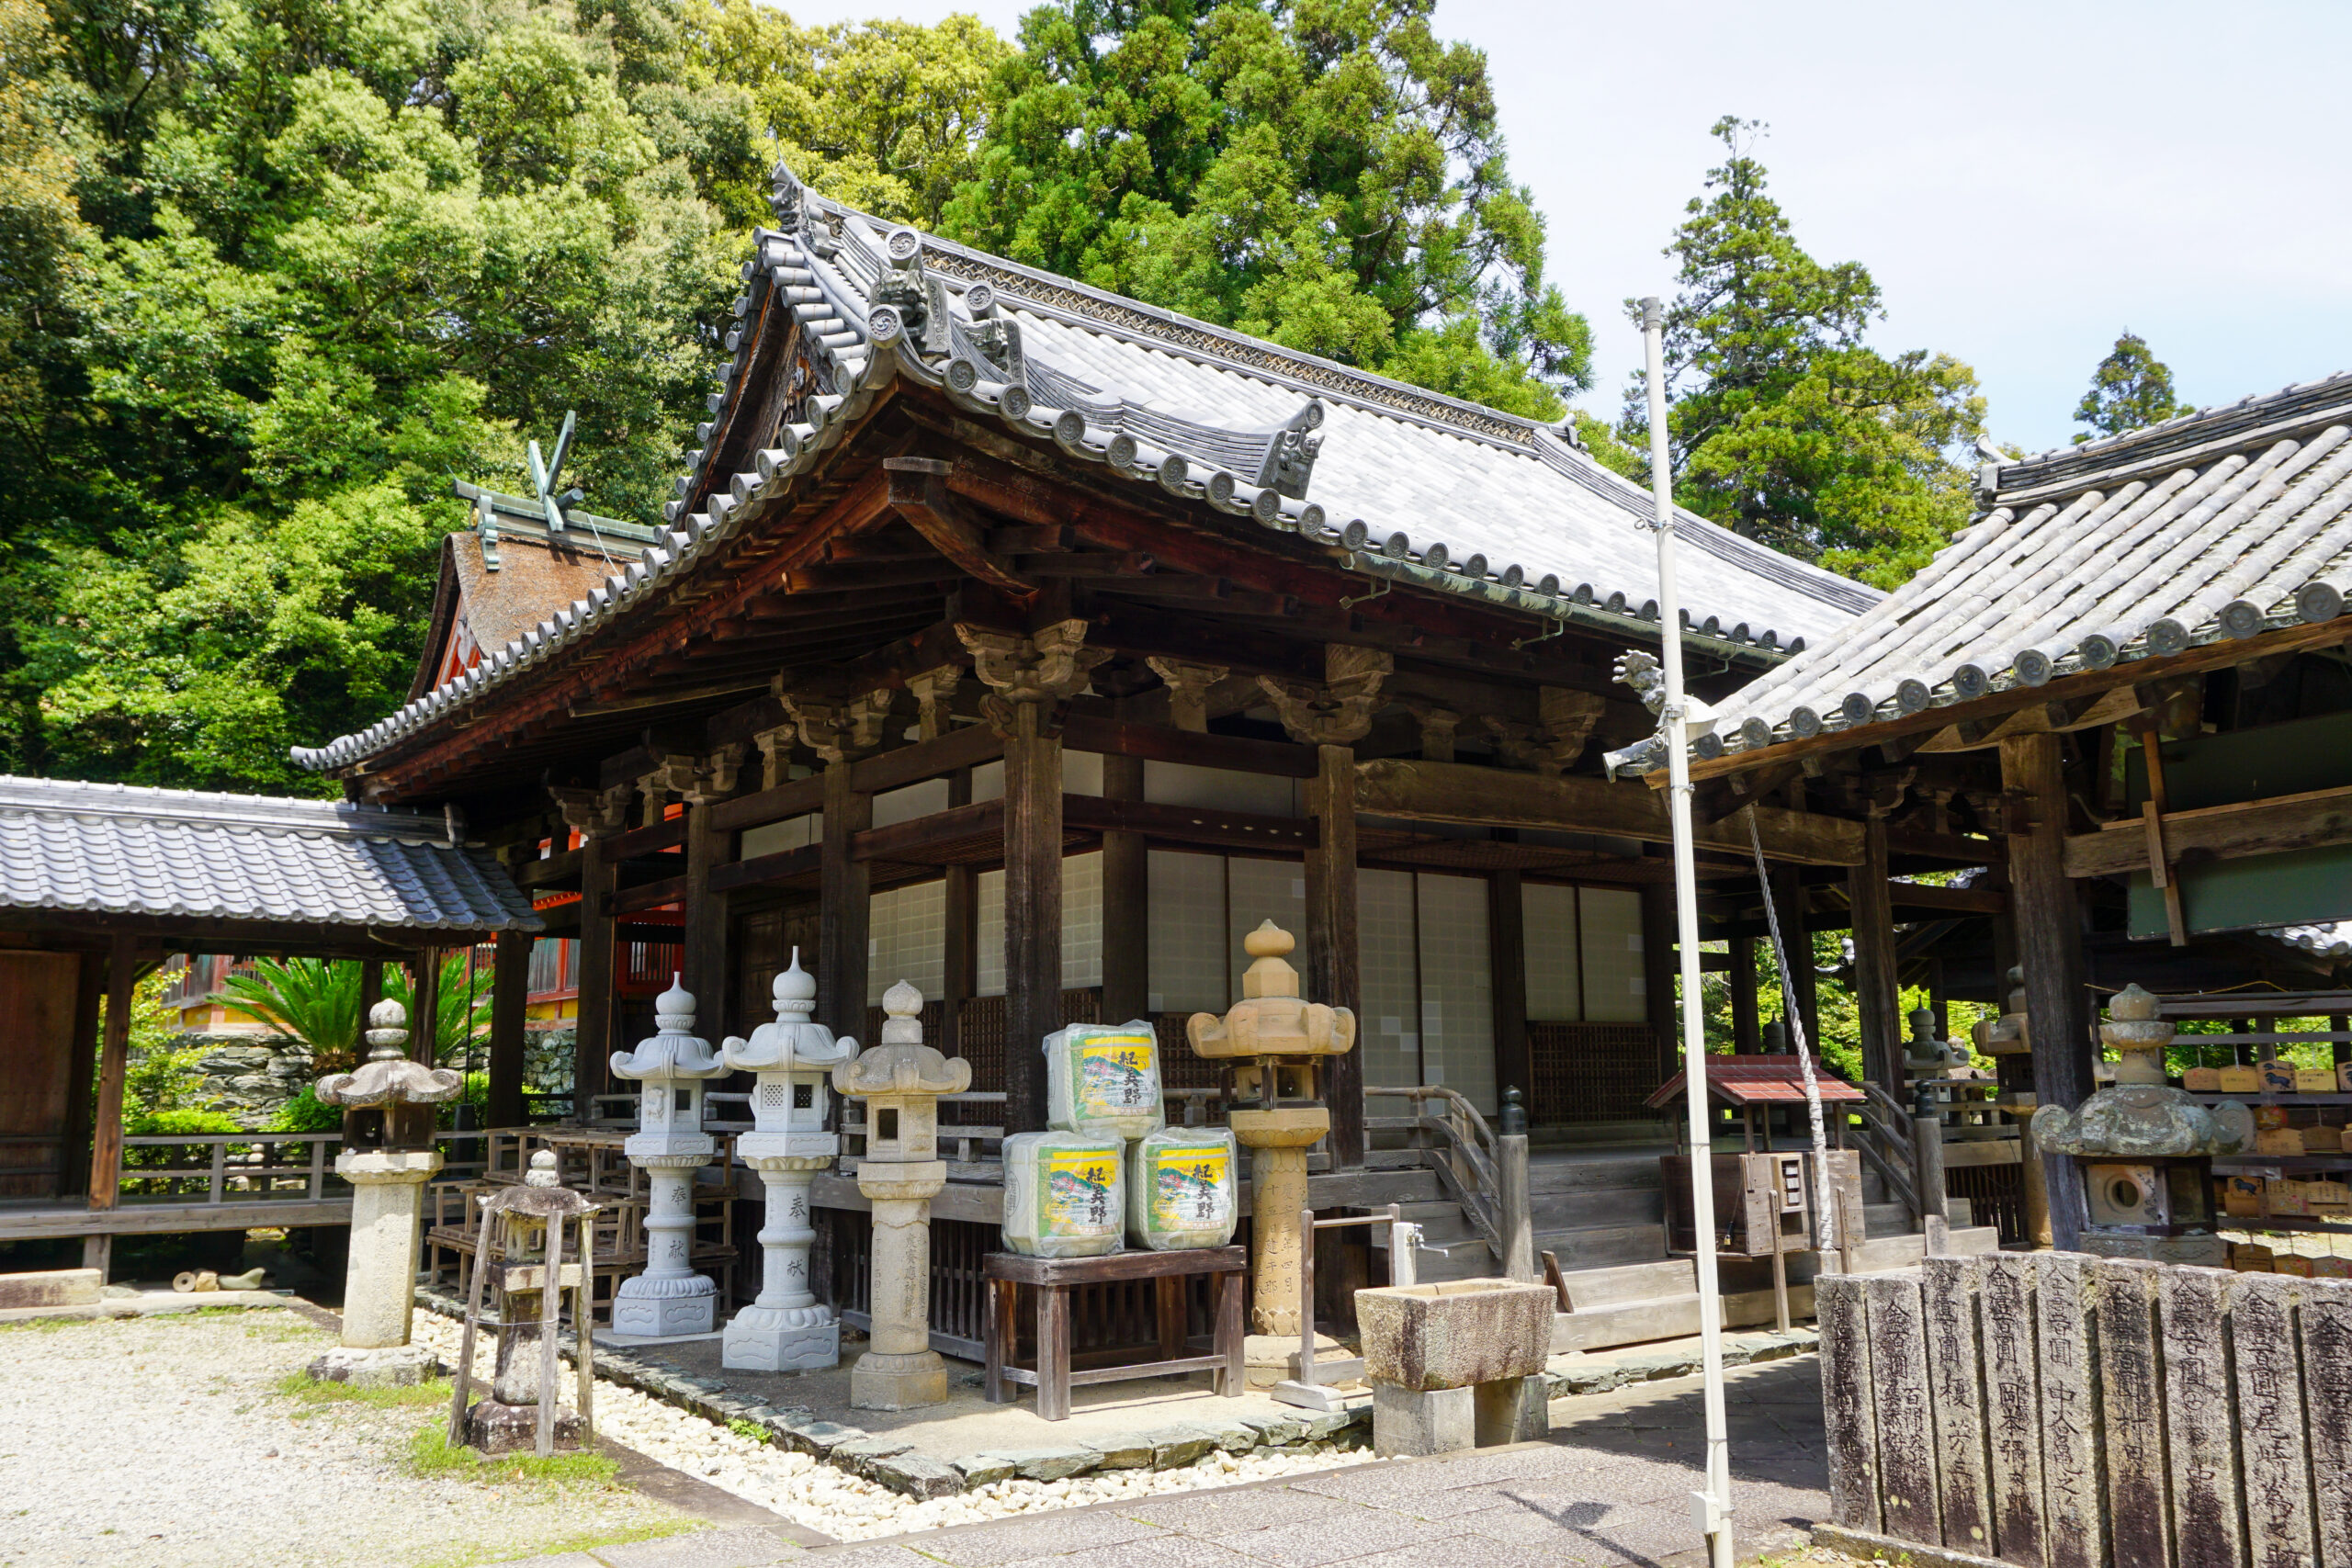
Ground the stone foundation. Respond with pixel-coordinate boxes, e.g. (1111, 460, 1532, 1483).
(307, 1344, 444, 1387)
(463, 1398, 589, 1454)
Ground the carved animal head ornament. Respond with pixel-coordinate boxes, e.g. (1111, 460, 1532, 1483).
(1614, 649, 1668, 716)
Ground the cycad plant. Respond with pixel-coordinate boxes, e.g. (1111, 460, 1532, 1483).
(214, 954, 494, 1074)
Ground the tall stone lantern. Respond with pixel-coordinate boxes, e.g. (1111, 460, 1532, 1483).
(718, 951, 857, 1371)
(608, 977, 729, 1337)
(1187, 921, 1356, 1336)
(833, 979, 971, 1410)
(310, 998, 460, 1385)
(2031, 983, 2253, 1265)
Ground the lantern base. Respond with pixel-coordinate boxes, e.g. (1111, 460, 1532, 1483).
(849, 1348, 949, 1411)
(723, 1306, 839, 1372)
(462, 1398, 588, 1455)
(612, 1278, 717, 1338)
(306, 1343, 443, 1388)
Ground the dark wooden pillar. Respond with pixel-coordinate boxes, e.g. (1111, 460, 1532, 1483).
(85, 933, 137, 1245)
(1101, 752, 1148, 1023)
(684, 792, 732, 1037)
(2001, 731, 2094, 1250)
(1729, 936, 1759, 1054)
(1488, 869, 1531, 1108)
(941, 768, 975, 1060)
(1639, 880, 1678, 1085)
(1002, 701, 1063, 1134)
(1770, 864, 1820, 1051)
(1306, 744, 1363, 1168)
(58, 952, 105, 1198)
(1849, 817, 1903, 1094)
(488, 931, 531, 1127)
(410, 947, 441, 1067)
(574, 832, 616, 1119)
(818, 760, 872, 1043)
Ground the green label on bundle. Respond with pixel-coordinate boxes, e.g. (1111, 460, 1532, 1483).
(1148, 1144, 1232, 1232)
(1074, 1034, 1156, 1118)
(1040, 1148, 1120, 1237)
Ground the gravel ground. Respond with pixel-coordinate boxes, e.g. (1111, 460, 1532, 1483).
(0, 1309, 691, 1568)
(409, 1316, 1375, 1543)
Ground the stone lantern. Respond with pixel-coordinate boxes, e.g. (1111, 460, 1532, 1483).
(449, 1150, 601, 1455)
(309, 998, 459, 1385)
(718, 951, 857, 1371)
(2031, 983, 2253, 1265)
(1186, 920, 1356, 1337)
(608, 977, 728, 1337)
(832, 979, 970, 1410)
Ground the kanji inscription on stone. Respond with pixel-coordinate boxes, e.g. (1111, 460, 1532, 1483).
(2230, 1272, 2317, 1568)
(2033, 1253, 2106, 1568)
(2301, 1276, 2352, 1568)
(1980, 1253, 2045, 1568)
(2094, 1258, 2173, 1568)
(1922, 1255, 1993, 1556)
(1815, 1272, 1881, 1534)
(2161, 1266, 2247, 1568)
(1864, 1271, 1942, 1546)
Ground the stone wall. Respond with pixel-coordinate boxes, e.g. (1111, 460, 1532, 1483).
(170, 1034, 314, 1128)
(1816, 1253, 2352, 1568)
(526, 1026, 574, 1098)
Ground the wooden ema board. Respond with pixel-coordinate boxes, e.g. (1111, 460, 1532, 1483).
(1819, 1254, 2352, 1568)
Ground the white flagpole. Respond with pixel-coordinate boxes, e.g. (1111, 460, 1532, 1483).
(1642, 296, 1735, 1568)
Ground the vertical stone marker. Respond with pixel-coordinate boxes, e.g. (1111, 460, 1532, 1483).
(2094, 1258, 2173, 1568)
(2301, 1275, 2352, 1568)
(1978, 1253, 2045, 1568)
(1921, 1255, 1993, 1558)
(1815, 1273, 1881, 1535)
(2033, 1253, 2106, 1568)
(2160, 1266, 2246, 1568)
(1862, 1272, 1941, 1546)
(2231, 1272, 2318, 1568)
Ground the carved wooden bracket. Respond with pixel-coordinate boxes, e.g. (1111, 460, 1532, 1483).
(1403, 702, 1461, 763)
(1146, 657, 1229, 733)
(641, 752, 702, 812)
(958, 618, 1109, 736)
(684, 743, 746, 806)
(548, 783, 634, 840)
(905, 664, 967, 741)
(779, 689, 895, 764)
(751, 724, 798, 787)
(885, 457, 1035, 599)
(1483, 688, 1605, 776)
(1257, 645, 1391, 747)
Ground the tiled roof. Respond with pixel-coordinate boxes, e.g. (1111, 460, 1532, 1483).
(1646, 1055, 1866, 1108)
(293, 162, 1877, 775)
(0, 777, 541, 932)
(1611, 372, 2352, 774)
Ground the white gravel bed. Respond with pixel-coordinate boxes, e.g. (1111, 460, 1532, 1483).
(413, 1316, 1373, 1543)
(0, 1310, 687, 1568)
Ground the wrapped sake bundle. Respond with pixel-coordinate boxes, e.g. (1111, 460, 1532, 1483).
(1126, 1126, 1239, 1251)
(1043, 1020, 1165, 1139)
(1001, 1133, 1126, 1258)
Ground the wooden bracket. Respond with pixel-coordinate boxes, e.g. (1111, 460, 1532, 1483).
(884, 457, 1035, 599)
(2138, 727, 2188, 946)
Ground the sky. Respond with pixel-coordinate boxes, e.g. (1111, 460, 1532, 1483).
(768, 0, 2352, 454)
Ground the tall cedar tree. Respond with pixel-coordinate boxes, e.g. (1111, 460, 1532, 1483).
(1621, 118, 1985, 589)
(941, 0, 1590, 420)
(2074, 331, 2188, 442)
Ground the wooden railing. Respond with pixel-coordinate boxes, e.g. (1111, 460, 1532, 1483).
(110, 1131, 488, 1207)
(1850, 1082, 1919, 1218)
(1364, 1085, 1505, 1259)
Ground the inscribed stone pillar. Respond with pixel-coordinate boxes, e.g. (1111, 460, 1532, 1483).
(2093, 1258, 2171, 1568)
(1977, 1253, 2046, 1566)
(1814, 1273, 1881, 1535)
(1861, 1272, 1941, 1547)
(2159, 1265, 2247, 1568)
(1920, 1257, 1992, 1557)
(2031, 1253, 2105, 1568)
(2301, 1275, 2352, 1568)
(2231, 1272, 2320, 1568)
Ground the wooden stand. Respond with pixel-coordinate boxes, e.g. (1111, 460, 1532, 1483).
(983, 1246, 1247, 1421)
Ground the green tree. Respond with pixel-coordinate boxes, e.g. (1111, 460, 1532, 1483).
(1623, 118, 1985, 588)
(214, 953, 495, 1073)
(2074, 331, 2188, 442)
(942, 0, 1589, 419)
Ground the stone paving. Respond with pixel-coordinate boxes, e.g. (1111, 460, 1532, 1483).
(508, 1355, 1832, 1568)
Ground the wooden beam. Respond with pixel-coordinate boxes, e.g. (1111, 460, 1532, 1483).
(605, 816, 688, 863)
(515, 849, 582, 890)
(851, 799, 1002, 863)
(58, 953, 103, 1197)
(1353, 758, 1866, 866)
(1003, 703, 1062, 1135)
(2000, 732, 2093, 1251)
(85, 933, 137, 1213)
(2064, 780, 2352, 879)
(489, 931, 530, 1128)
(707, 773, 827, 834)
(1061, 795, 1317, 854)
(818, 761, 871, 1043)
(1060, 715, 1317, 779)
(1101, 753, 1148, 1023)
(614, 874, 687, 914)
(708, 841, 821, 896)
(885, 457, 1035, 598)
(852, 723, 1003, 795)
(1306, 745, 1363, 1170)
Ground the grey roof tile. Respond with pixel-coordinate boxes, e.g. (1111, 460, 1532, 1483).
(0, 776, 541, 932)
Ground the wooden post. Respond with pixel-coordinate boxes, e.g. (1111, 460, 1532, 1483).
(941, 769, 974, 1060)
(2000, 732, 2094, 1251)
(85, 933, 138, 1276)
(818, 759, 872, 1043)
(1639, 879, 1677, 1084)
(1101, 752, 1148, 1023)
(1002, 701, 1062, 1134)
(1729, 935, 1759, 1054)
(58, 951, 105, 1198)
(574, 831, 616, 1121)
(488, 931, 530, 1128)
(410, 947, 441, 1068)
(357, 959, 384, 1029)
(1497, 1132, 1534, 1282)
(1488, 870, 1530, 1108)
(1305, 744, 1363, 1170)
(1849, 817, 1903, 1096)
(682, 792, 731, 1037)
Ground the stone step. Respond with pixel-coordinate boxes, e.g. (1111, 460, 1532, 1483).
(1531, 1188, 1663, 1230)
(1552, 1284, 1816, 1353)
(1862, 1201, 1914, 1239)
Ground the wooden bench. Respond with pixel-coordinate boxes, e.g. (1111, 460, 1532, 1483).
(983, 1246, 1247, 1421)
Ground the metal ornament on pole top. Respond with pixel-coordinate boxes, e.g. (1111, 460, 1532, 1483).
(1641, 295, 1735, 1568)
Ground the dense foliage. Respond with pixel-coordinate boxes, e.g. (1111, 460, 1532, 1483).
(1617, 119, 1986, 589)
(2074, 331, 2188, 442)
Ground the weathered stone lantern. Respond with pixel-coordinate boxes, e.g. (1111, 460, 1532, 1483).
(718, 951, 857, 1371)
(608, 977, 728, 1337)
(2031, 983, 2253, 1265)
(309, 998, 459, 1385)
(833, 979, 970, 1410)
(448, 1150, 600, 1455)
(1186, 920, 1356, 1336)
